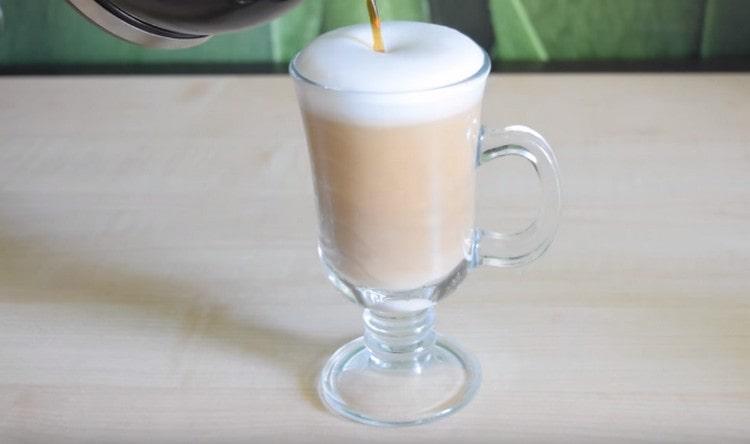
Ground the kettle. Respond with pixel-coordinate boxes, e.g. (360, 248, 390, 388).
(67, 0, 303, 49)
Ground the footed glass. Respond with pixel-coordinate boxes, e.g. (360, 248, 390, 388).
(291, 51, 561, 427)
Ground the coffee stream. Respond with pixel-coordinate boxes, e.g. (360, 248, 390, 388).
(366, 0, 385, 52)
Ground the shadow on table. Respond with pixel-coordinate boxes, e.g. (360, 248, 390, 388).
(0, 228, 341, 413)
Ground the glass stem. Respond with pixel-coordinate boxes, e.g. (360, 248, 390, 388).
(363, 307, 436, 368)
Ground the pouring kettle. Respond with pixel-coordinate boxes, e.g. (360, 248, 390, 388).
(67, 0, 303, 49)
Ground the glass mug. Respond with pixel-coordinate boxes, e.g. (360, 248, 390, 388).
(291, 51, 561, 427)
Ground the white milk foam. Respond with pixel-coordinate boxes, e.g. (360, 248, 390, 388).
(292, 21, 487, 126)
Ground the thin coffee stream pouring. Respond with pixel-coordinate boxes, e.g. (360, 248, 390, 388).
(366, 0, 386, 53)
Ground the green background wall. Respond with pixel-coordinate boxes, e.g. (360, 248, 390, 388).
(0, 0, 748, 72)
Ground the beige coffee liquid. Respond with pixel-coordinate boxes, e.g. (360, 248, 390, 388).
(302, 107, 481, 290)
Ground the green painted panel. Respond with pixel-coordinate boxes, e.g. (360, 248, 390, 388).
(270, 0, 324, 62)
(489, 0, 548, 61)
(322, 0, 430, 32)
(490, 0, 704, 61)
(0, 0, 747, 70)
(701, 0, 750, 58)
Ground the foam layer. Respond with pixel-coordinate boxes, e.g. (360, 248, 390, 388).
(292, 21, 488, 125)
(295, 22, 485, 92)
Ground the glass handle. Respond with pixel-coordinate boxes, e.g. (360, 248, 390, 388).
(474, 125, 562, 267)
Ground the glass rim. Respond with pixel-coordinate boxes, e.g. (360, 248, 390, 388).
(289, 49, 491, 95)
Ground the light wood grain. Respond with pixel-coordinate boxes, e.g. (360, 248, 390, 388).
(0, 74, 749, 443)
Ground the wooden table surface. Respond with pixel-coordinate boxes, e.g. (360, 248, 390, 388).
(1, 74, 749, 443)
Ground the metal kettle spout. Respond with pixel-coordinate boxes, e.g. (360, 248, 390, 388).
(67, 0, 302, 49)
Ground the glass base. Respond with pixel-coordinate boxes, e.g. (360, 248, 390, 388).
(318, 335, 481, 427)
